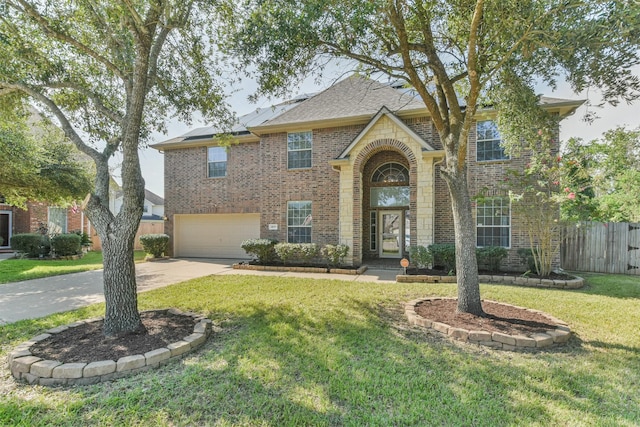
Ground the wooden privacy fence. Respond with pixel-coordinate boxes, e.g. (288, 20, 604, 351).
(561, 222, 640, 275)
(90, 220, 165, 251)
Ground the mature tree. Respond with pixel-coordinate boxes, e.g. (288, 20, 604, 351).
(0, 0, 232, 335)
(563, 127, 640, 222)
(227, 0, 640, 315)
(0, 101, 92, 207)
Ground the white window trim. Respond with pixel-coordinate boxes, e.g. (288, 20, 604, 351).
(287, 131, 313, 170)
(476, 197, 511, 248)
(287, 200, 312, 243)
(207, 146, 227, 178)
(476, 120, 509, 162)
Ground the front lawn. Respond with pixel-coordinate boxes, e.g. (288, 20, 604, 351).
(0, 250, 147, 284)
(1, 273, 639, 426)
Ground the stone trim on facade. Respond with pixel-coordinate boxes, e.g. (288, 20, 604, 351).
(405, 297, 572, 350)
(8, 308, 212, 386)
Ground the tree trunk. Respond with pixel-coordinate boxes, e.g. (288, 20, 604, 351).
(102, 229, 143, 336)
(442, 160, 485, 316)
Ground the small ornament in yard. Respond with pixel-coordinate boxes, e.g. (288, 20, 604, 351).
(400, 258, 409, 274)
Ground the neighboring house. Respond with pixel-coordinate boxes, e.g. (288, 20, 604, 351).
(152, 75, 582, 268)
(0, 197, 90, 251)
(89, 184, 165, 251)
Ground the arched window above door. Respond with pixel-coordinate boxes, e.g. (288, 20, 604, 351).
(371, 163, 408, 184)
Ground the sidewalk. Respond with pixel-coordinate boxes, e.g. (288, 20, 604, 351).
(0, 258, 400, 324)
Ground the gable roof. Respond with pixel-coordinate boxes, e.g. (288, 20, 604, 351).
(250, 75, 426, 133)
(144, 189, 164, 206)
(338, 107, 437, 159)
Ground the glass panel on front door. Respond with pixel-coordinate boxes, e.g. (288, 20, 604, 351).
(380, 211, 402, 258)
(0, 212, 10, 248)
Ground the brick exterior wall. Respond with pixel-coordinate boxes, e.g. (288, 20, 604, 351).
(162, 115, 561, 270)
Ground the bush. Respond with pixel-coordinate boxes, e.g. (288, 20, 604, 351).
(408, 245, 433, 269)
(476, 246, 508, 272)
(428, 243, 456, 273)
(321, 244, 350, 267)
(10, 233, 50, 257)
(517, 248, 537, 273)
(139, 234, 169, 258)
(51, 234, 82, 256)
(241, 238, 278, 264)
(274, 243, 318, 265)
(72, 230, 92, 247)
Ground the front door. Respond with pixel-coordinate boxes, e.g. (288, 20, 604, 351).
(0, 211, 11, 249)
(380, 210, 402, 258)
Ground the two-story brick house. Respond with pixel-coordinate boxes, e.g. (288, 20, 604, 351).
(152, 75, 582, 269)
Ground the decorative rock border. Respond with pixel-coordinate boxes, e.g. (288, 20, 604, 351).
(8, 308, 212, 386)
(397, 273, 584, 289)
(232, 263, 368, 275)
(405, 297, 572, 350)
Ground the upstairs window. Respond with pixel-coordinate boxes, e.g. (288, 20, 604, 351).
(287, 131, 312, 169)
(208, 147, 227, 178)
(476, 197, 510, 248)
(476, 120, 509, 161)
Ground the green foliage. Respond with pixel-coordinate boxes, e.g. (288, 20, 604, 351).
(139, 234, 169, 258)
(72, 230, 93, 247)
(10, 233, 50, 258)
(241, 239, 278, 264)
(408, 245, 433, 269)
(0, 105, 92, 207)
(562, 127, 640, 222)
(321, 244, 350, 267)
(274, 243, 319, 265)
(428, 244, 456, 273)
(517, 248, 537, 273)
(476, 246, 508, 272)
(51, 234, 82, 256)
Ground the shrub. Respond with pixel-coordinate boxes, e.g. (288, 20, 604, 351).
(10, 233, 50, 257)
(274, 243, 296, 265)
(51, 234, 82, 256)
(72, 230, 92, 247)
(428, 243, 456, 273)
(321, 244, 350, 267)
(476, 246, 508, 272)
(298, 243, 319, 264)
(139, 234, 169, 258)
(408, 245, 433, 269)
(241, 238, 278, 264)
(517, 248, 537, 273)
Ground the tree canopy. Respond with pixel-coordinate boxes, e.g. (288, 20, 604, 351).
(0, 0, 234, 335)
(563, 127, 640, 223)
(227, 0, 640, 314)
(0, 100, 92, 208)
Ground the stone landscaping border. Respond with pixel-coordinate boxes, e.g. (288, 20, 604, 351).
(8, 308, 212, 386)
(397, 273, 584, 289)
(405, 297, 572, 350)
(232, 263, 368, 275)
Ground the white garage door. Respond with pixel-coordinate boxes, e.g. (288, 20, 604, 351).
(174, 214, 260, 259)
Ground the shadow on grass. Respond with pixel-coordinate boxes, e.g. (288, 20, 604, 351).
(2, 277, 638, 426)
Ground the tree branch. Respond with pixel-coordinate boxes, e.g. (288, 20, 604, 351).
(12, 0, 126, 81)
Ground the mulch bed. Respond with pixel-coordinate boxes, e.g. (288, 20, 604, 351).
(414, 299, 559, 336)
(29, 310, 196, 363)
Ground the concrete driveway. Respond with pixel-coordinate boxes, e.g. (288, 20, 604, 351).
(0, 258, 398, 324)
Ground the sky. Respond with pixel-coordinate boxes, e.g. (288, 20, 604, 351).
(138, 65, 640, 198)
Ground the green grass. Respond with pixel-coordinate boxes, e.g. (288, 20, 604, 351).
(1, 272, 639, 426)
(0, 251, 147, 284)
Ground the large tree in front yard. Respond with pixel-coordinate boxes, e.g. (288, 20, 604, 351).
(227, 0, 640, 315)
(0, 0, 233, 336)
